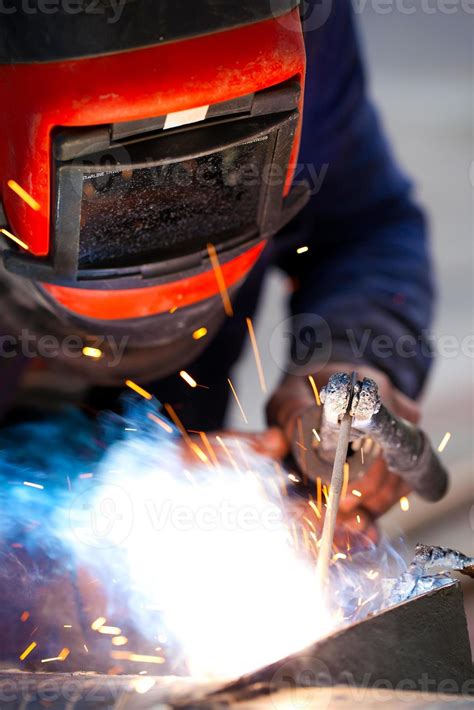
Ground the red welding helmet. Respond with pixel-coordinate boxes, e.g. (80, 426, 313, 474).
(0, 1, 307, 380)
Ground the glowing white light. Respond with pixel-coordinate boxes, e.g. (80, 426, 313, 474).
(69, 436, 333, 679)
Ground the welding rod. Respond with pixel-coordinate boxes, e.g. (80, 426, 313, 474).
(316, 411, 353, 591)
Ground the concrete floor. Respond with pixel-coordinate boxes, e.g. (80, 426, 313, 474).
(227, 7, 473, 553)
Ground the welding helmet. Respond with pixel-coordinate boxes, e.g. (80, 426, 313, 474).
(0, 1, 307, 379)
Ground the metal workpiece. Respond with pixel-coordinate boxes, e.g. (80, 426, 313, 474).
(410, 544, 474, 578)
(0, 583, 471, 709)
(209, 581, 474, 705)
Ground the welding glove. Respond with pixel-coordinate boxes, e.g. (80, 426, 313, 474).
(265, 363, 420, 539)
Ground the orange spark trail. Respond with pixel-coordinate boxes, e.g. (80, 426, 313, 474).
(341, 462, 350, 500)
(246, 318, 267, 393)
(0, 228, 29, 250)
(180, 370, 198, 388)
(125, 380, 152, 400)
(110, 651, 165, 664)
(19, 641, 37, 661)
(316, 477, 322, 512)
(91, 616, 106, 631)
(227, 378, 248, 424)
(7, 179, 41, 211)
(147, 412, 173, 434)
(207, 243, 233, 316)
(199, 432, 220, 469)
(215, 435, 240, 473)
(164, 404, 209, 464)
(192, 327, 208, 340)
(308, 376, 321, 406)
(308, 499, 321, 521)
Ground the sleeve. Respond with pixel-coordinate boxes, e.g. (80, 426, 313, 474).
(274, 0, 435, 399)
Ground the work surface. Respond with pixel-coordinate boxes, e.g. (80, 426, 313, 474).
(0, 674, 473, 710)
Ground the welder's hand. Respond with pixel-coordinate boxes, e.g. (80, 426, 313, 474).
(266, 363, 420, 529)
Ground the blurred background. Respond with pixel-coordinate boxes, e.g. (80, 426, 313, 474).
(227, 3, 474, 648)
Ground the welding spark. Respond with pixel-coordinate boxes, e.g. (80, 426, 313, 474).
(10, 399, 424, 681)
(7, 179, 41, 211)
(437, 432, 451, 453)
(23, 481, 44, 490)
(112, 636, 128, 646)
(341, 463, 350, 499)
(296, 246, 309, 254)
(352, 489, 362, 498)
(207, 243, 233, 317)
(163, 403, 209, 464)
(246, 317, 267, 393)
(192, 327, 208, 340)
(20, 611, 30, 622)
(98, 625, 121, 635)
(41, 648, 69, 663)
(308, 375, 321, 406)
(308, 499, 321, 520)
(110, 651, 165, 664)
(82, 346, 102, 359)
(400, 496, 410, 512)
(91, 616, 107, 631)
(312, 428, 321, 442)
(125, 380, 152, 400)
(317, 477, 323, 512)
(19, 641, 37, 661)
(180, 370, 198, 388)
(0, 227, 29, 250)
(147, 412, 173, 434)
(227, 378, 248, 424)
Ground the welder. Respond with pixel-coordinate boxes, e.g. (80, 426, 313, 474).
(0, 0, 439, 535)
